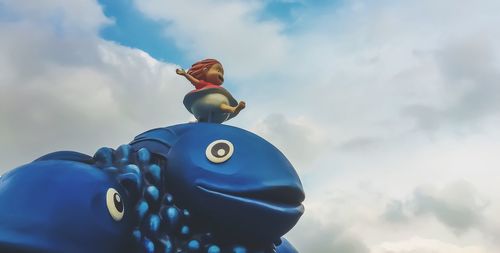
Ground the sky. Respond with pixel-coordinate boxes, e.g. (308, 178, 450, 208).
(1, 0, 500, 252)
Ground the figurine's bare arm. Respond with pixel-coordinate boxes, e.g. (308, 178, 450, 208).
(176, 68, 200, 86)
(220, 101, 246, 115)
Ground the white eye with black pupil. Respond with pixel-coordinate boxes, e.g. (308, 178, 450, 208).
(106, 188, 124, 221)
(206, 140, 234, 163)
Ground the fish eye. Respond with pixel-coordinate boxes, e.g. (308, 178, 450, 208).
(206, 140, 234, 163)
(106, 188, 124, 221)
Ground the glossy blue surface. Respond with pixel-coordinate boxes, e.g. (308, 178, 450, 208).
(0, 123, 304, 253)
(0, 160, 133, 253)
(132, 123, 305, 244)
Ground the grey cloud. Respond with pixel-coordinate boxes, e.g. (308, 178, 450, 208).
(287, 215, 369, 253)
(411, 181, 487, 233)
(338, 137, 381, 152)
(435, 39, 496, 82)
(402, 105, 442, 133)
(252, 113, 329, 168)
(382, 181, 488, 234)
(329, 235, 370, 253)
(403, 38, 500, 133)
(382, 200, 409, 223)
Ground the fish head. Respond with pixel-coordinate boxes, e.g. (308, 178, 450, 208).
(0, 160, 134, 253)
(164, 123, 305, 244)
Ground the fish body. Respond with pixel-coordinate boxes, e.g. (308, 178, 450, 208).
(0, 123, 304, 253)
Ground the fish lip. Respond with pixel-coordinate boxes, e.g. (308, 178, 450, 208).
(196, 184, 305, 213)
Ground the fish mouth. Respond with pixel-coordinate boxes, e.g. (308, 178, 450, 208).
(196, 184, 305, 213)
(195, 183, 305, 244)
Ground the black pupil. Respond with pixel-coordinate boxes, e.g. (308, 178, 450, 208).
(113, 193, 123, 212)
(211, 142, 230, 158)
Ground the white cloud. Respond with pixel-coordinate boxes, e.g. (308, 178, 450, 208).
(134, 0, 290, 79)
(247, 0, 500, 142)
(2, 0, 110, 33)
(0, 0, 188, 170)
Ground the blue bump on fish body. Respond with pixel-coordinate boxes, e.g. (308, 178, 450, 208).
(0, 123, 304, 253)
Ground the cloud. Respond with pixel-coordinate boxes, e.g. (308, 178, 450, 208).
(411, 181, 488, 234)
(382, 200, 409, 223)
(403, 37, 500, 133)
(379, 180, 490, 236)
(338, 136, 382, 152)
(252, 0, 500, 142)
(133, 0, 289, 79)
(125, 1, 500, 252)
(0, 1, 187, 170)
(371, 237, 488, 253)
(290, 179, 498, 253)
(287, 215, 369, 253)
(251, 113, 329, 167)
(129, 0, 500, 142)
(1, 0, 110, 33)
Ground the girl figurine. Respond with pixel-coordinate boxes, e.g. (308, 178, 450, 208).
(176, 59, 246, 123)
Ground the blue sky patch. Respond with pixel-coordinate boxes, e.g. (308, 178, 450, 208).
(98, 0, 189, 66)
(96, 0, 342, 65)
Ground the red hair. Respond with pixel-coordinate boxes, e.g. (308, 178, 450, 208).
(187, 59, 222, 80)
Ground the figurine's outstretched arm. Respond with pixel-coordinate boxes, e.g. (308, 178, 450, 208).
(220, 101, 246, 115)
(176, 68, 200, 86)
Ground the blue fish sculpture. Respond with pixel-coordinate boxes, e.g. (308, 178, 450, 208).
(0, 123, 304, 253)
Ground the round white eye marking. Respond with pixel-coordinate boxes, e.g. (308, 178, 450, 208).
(206, 140, 234, 163)
(106, 188, 124, 221)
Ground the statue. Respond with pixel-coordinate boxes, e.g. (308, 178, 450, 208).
(177, 59, 246, 123)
